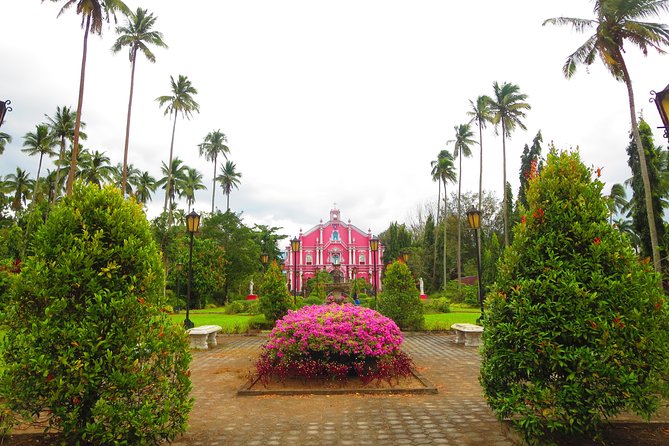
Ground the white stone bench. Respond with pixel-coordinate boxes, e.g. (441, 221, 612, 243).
(451, 323, 484, 347)
(187, 325, 222, 350)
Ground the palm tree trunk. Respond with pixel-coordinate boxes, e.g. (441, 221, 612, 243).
(35, 154, 44, 198)
(164, 111, 178, 218)
(622, 62, 661, 272)
(502, 121, 509, 247)
(66, 15, 91, 197)
(53, 137, 66, 203)
(211, 153, 217, 214)
(122, 49, 138, 198)
(226, 192, 230, 212)
(433, 181, 441, 288)
(456, 154, 462, 292)
(478, 118, 483, 211)
(442, 181, 448, 289)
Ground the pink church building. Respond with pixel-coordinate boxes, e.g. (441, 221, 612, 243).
(285, 207, 384, 293)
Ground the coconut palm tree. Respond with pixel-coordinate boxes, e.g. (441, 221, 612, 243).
(22, 124, 59, 197)
(544, 0, 669, 272)
(132, 171, 157, 206)
(180, 167, 206, 212)
(45, 105, 87, 201)
(157, 157, 188, 213)
(606, 183, 628, 224)
(156, 74, 200, 219)
(430, 150, 457, 288)
(46, 0, 129, 196)
(216, 160, 242, 212)
(77, 150, 115, 186)
(3, 168, 34, 212)
(489, 81, 531, 247)
(112, 7, 167, 197)
(198, 129, 230, 213)
(467, 95, 493, 211)
(448, 123, 477, 285)
(0, 132, 11, 155)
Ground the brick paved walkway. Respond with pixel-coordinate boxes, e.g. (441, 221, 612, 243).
(172, 333, 515, 446)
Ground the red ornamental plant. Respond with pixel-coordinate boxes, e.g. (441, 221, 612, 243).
(255, 304, 414, 385)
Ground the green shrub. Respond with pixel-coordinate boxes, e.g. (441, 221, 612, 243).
(225, 300, 245, 315)
(377, 261, 424, 330)
(0, 184, 192, 444)
(162, 304, 175, 314)
(304, 296, 323, 306)
(244, 300, 260, 315)
(248, 314, 273, 330)
(258, 261, 293, 323)
(480, 150, 669, 444)
(422, 297, 451, 314)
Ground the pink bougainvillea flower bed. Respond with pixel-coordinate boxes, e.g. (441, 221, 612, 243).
(255, 304, 415, 385)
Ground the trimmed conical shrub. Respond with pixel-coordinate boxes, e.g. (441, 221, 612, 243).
(480, 150, 669, 444)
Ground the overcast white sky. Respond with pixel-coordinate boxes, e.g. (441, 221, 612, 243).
(2, 1, 668, 241)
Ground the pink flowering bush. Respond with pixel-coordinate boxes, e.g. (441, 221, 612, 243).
(255, 304, 414, 385)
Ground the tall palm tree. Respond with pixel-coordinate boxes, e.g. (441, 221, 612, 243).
(3, 168, 34, 212)
(467, 95, 493, 211)
(77, 150, 115, 186)
(180, 167, 206, 212)
(606, 183, 628, 224)
(22, 124, 58, 197)
(157, 157, 188, 213)
(544, 0, 669, 272)
(430, 150, 457, 288)
(0, 132, 11, 155)
(46, 0, 130, 196)
(198, 129, 230, 213)
(112, 7, 167, 197)
(156, 74, 200, 219)
(448, 123, 477, 285)
(45, 105, 87, 201)
(132, 171, 157, 205)
(216, 160, 242, 212)
(489, 81, 531, 247)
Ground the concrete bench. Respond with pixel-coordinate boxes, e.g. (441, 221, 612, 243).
(451, 323, 484, 347)
(187, 325, 222, 350)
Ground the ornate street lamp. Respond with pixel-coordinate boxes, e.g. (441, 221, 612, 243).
(651, 84, 669, 142)
(369, 236, 379, 309)
(466, 207, 484, 321)
(291, 237, 300, 304)
(260, 252, 269, 270)
(185, 210, 201, 329)
(401, 251, 410, 264)
(0, 100, 12, 128)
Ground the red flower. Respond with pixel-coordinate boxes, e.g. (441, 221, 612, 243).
(593, 237, 601, 245)
(46, 373, 54, 383)
(521, 215, 526, 224)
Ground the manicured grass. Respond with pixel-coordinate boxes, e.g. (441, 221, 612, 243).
(424, 311, 480, 330)
(168, 313, 259, 333)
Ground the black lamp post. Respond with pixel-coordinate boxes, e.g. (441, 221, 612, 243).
(651, 84, 669, 142)
(185, 210, 200, 329)
(291, 237, 300, 304)
(369, 236, 379, 309)
(466, 207, 484, 321)
(352, 266, 358, 302)
(0, 100, 12, 128)
(261, 252, 269, 270)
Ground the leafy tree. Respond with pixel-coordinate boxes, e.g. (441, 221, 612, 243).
(0, 132, 12, 155)
(379, 222, 412, 265)
(449, 123, 476, 283)
(76, 149, 115, 186)
(180, 167, 205, 212)
(112, 7, 167, 197)
(489, 81, 531, 246)
(606, 183, 628, 224)
(467, 95, 493, 210)
(45, 105, 86, 201)
(430, 150, 457, 289)
(198, 129, 230, 213)
(157, 157, 188, 213)
(252, 224, 287, 266)
(544, 0, 669, 273)
(421, 213, 437, 292)
(2, 168, 34, 212)
(258, 260, 293, 323)
(0, 183, 192, 444)
(130, 170, 157, 205)
(517, 131, 543, 210)
(481, 150, 669, 443)
(22, 124, 58, 199)
(625, 119, 667, 265)
(156, 74, 200, 219)
(377, 260, 424, 330)
(46, 0, 130, 196)
(216, 160, 242, 212)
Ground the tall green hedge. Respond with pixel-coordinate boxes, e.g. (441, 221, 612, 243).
(480, 150, 669, 444)
(259, 260, 293, 323)
(378, 260, 424, 330)
(0, 184, 192, 444)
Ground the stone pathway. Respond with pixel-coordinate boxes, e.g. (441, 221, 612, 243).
(171, 333, 515, 446)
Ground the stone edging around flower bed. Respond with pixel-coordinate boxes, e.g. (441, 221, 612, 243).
(237, 368, 438, 396)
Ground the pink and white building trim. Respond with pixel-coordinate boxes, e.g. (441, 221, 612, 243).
(285, 207, 384, 293)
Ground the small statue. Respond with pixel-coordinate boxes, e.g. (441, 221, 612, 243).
(249, 279, 254, 295)
(419, 277, 424, 294)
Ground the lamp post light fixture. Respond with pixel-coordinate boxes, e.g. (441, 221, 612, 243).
(466, 207, 484, 321)
(260, 252, 269, 270)
(369, 236, 379, 309)
(290, 237, 300, 304)
(184, 210, 201, 329)
(0, 100, 12, 128)
(651, 84, 669, 142)
(401, 251, 410, 264)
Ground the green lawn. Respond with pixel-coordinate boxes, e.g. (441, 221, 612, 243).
(168, 308, 480, 333)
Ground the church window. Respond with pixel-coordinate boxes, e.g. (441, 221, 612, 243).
(359, 253, 366, 264)
(331, 230, 340, 241)
(305, 254, 313, 265)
